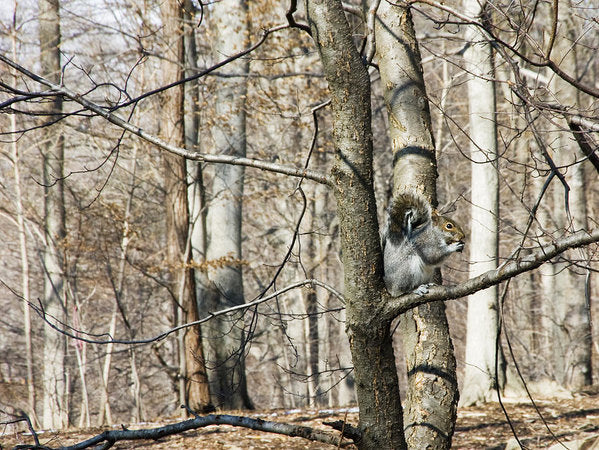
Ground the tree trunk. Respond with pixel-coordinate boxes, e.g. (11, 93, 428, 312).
(10, 20, 36, 425)
(306, 0, 405, 447)
(375, 2, 458, 448)
(160, 0, 212, 413)
(460, 0, 505, 406)
(547, 12, 592, 389)
(97, 145, 140, 425)
(39, 0, 68, 430)
(199, 0, 252, 410)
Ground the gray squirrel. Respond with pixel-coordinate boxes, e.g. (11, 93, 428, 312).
(382, 191, 465, 296)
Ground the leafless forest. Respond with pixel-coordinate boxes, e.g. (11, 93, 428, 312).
(0, 0, 598, 448)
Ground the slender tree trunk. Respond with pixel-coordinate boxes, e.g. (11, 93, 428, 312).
(535, 171, 558, 381)
(375, 2, 457, 448)
(97, 304, 115, 425)
(160, 0, 212, 413)
(303, 191, 321, 407)
(183, 0, 205, 267)
(200, 0, 252, 410)
(10, 17, 36, 425)
(97, 145, 140, 425)
(39, 0, 68, 429)
(460, 0, 505, 406)
(72, 321, 90, 428)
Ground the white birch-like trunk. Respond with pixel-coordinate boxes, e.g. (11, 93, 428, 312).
(39, 0, 68, 429)
(73, 329, 90, 428)
(460, 0, 504, 406)
(200, 0, 252, 409)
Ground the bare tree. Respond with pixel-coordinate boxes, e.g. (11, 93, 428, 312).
(38, 0, 68, 429)
(160, 0, 212, 413)
(544, 9, 592, 389)
(196, 0, 253, 410)
(7, 4, 36, 424)
(460, 0, 504, 406)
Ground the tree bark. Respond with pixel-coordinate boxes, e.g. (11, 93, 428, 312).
(375, 2, 458, 448)
(306, 0, 406, 447)
(199, 0, 252, 410)
(460, 0, 505, 406)
(160, 0, 212, 413)
(39, 0, 68, 430)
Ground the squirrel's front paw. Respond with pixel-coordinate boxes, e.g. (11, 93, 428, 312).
(412, 283, 435, 296)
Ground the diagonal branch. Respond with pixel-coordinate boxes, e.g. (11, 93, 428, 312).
(567, 120, 599, 173)
(382, 228, 599, 321)
(0, 53, 331, 185)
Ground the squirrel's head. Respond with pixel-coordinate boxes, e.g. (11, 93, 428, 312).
(432, 211, 465, 253)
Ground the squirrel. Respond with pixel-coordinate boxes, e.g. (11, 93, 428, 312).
(381, 190, 465, 296)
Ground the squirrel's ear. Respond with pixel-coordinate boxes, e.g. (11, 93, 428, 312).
(404, 210, 414, 235)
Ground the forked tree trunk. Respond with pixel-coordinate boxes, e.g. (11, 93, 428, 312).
(375, 2, 458, 448)
(39, 0, 68, 430)
(460, 0, 505, 406)
(160, 0, 212, 413)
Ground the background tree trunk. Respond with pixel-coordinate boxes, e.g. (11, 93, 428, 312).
(160, 0, 212, 413)
(460, 0, 505, 406)
(39, 0, 68, 430)
(9, 16, 36, 425)
(547, 11, 592, 389)
(375, 2, 458, 448)
(199, 0, 252, 410)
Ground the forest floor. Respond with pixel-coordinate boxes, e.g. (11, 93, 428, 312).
(3, 392, 599, 449)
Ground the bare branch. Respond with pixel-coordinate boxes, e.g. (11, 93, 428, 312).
(286, 0, 312, 34)
(569, 115, 599, 133)
(364, 0, 382, 64)
(544, 0, 559, 59)
(567, 120, 599, 174)
(382, 228, 599, 320)
(26, 413, 353, 449)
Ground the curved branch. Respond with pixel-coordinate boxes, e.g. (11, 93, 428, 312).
(567, 120, 599, 174)
(286, 0, 312, 34)
(382, 228, 599, 321)
(40, 413, 351, 449)
(544, 0, 559, 59)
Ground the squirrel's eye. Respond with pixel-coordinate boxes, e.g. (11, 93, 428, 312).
(445, 223, 453, 230)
